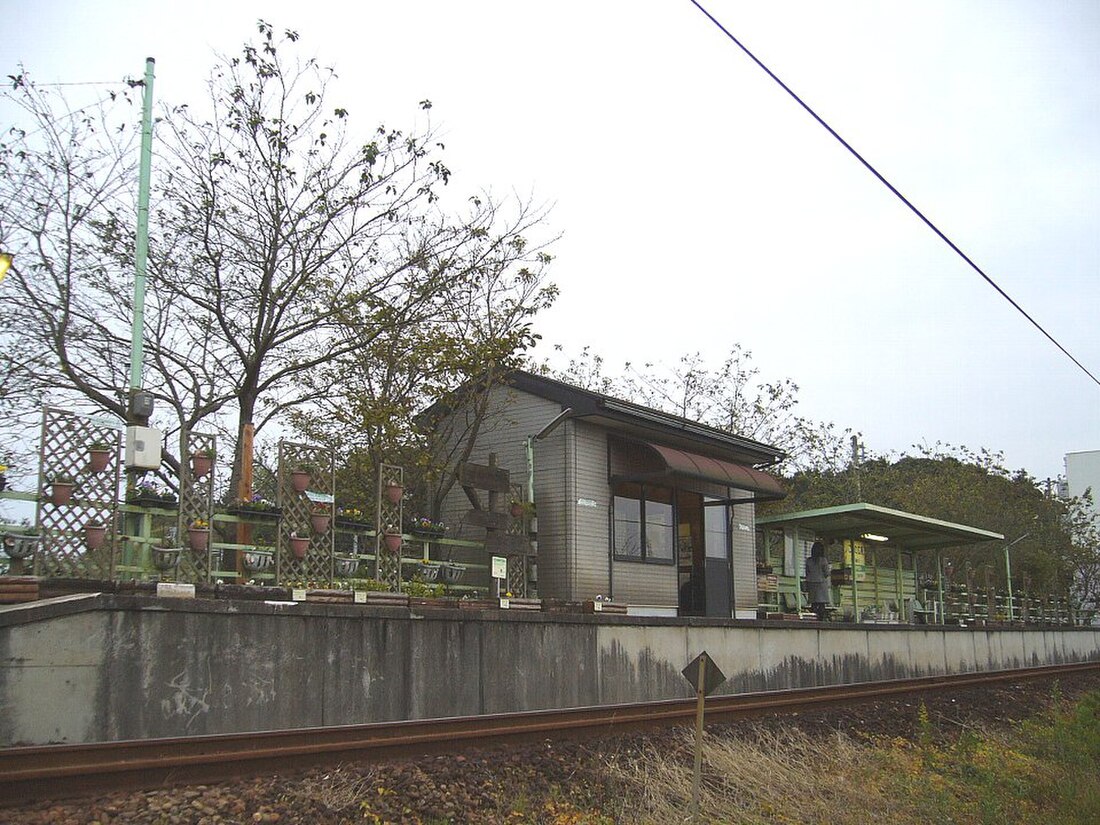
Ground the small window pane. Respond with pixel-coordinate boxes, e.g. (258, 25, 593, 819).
(646, 500, 674, 560)
(704, 499, 727, 559)
(614, 496, 642, 558)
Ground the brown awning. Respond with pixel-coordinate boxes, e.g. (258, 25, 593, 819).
(619, 441, 785, 500)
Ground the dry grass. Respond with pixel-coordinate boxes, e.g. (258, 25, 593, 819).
(283, 763, 376, 813)
(604, 726, 919, 825)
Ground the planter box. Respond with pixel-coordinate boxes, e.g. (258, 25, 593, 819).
(583, 600, 628, 615)
(410, 529, 445, 541)
(458, 598, 499, 611)
(506, 597, 542, 611)
(356, 591, 409, 608)
(128, 495, 178, 510)
(541, 598, 583, 614)
(225, 506, 282, 522)
(306, 589, 353, 604)
(408, 596, 459, 610)
(335, 519, 372, 533)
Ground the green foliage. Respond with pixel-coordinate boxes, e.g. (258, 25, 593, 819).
(769, 442, 1093, 599)
(542, 345, 854, 472)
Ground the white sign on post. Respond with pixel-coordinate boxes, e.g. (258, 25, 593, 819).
(491, 555, 508, 579)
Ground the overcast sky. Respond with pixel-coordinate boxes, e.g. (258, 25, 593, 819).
(6, 0, 1098, 482)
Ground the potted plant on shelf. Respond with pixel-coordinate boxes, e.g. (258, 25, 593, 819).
(510, 499, 536, 519)
(0, 457, 9, 492)
(290, 464, 315, 494)
(88, 439, 113, 473)
(191, 446, 215, 479)
(311, 501, 332, 534)
(382, 524, 403, 553)
(408, 515, 446, 539)
(230, 494, 281, 521)
(47, 473, 76, 506)
(127, 479, 177, 509)
(335, 505, 370, 531)
(187, 518, 210, 552)
(84, 521, 107, 550)
(288, 531, 310, 560)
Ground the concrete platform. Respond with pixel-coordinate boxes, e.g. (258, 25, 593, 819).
(1, 594, 1098, 746)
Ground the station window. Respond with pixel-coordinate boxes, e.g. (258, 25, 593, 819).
(612, 481, 674, 562)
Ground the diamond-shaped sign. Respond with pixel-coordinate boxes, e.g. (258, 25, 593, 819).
(681, 650, 726, 696)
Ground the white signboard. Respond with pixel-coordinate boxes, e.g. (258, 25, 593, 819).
(491, 556, 508, 579)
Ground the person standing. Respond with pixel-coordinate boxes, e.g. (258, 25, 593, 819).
(805, 540, 832, 620)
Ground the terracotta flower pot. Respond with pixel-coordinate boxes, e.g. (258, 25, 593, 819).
(385, 484, 403, 505)
(311, 514, 331, 534)
(187, 528, 209, 552)
(289, 535, 310, 559)
(50, 482, 74, 506)
(291, 470, 311, 493)
(191, 455, 213, 479)
(383, 532, 402, 553)
(510, 502, 524, 518)
(85, 524, 107, 551)
(89, 449, 111, 474)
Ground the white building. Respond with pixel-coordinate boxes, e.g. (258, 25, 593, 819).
(1065, 450, 1100, 520)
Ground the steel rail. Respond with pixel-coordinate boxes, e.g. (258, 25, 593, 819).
(1, 661, 1096, 805)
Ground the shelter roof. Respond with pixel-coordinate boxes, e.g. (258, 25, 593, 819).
(755, 502, 1004, 551)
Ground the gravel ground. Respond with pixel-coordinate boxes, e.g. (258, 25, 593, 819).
(5, 670, 1098, 825)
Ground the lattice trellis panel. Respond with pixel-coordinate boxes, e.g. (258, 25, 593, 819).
(277, 441, 335, 585)
(34, 407, 122, 580)
(506, 483, 530, 597)
(375, 462, 404, 592)
(175, 432, 216, 584)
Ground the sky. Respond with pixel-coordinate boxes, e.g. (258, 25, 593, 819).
(5, 0, 1099, 482)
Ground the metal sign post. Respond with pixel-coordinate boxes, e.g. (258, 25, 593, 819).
(681, 650, 726, 824)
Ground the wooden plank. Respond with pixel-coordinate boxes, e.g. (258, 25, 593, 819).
(458, 462, 511, 493)
(485, 533, 532, 556)
(466, 510, 513, 530)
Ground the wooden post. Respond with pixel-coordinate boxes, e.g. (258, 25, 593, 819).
(691, 655, 707, 824)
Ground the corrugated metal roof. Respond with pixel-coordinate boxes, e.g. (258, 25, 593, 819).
(756, 502, 1003, 551)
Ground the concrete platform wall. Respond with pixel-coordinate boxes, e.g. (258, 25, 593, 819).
(1, 595, 1098, 746)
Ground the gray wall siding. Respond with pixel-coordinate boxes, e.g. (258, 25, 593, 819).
(570, 420, 611, 601)
(731, 495, 757, 615)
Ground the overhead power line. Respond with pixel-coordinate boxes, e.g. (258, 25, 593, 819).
(688, 0, 1100, 388)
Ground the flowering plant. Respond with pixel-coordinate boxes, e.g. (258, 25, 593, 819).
(128, 480, 176, 503)
(196, 446, 216, 458)
(312, 501, 332, 514)
(337, 505, 366, 522)
(236, 494, 278, 512)
(48, 472, 75, 485)
(408, 516, 446, 535)
(190, 518, 209, 530)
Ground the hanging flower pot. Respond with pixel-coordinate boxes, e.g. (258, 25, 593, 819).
(385, 483, 404, 505)
(85, 523, 107, 551)
(187, 521, 210, 553)
(49, 477, 75, 506)
(383, 531, 403, 553)
(191, 451, 214, 479)
(311, 513, 331, 534)
(88, 447, 111, 474)
(2, 532, 40, 560)
(152, 546, 181, 571)
(291, 468, 311, 494)
(289, 533, 310, 560)
(241, 550, 274, 572)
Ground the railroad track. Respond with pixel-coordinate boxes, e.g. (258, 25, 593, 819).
(2, 661, 1096, 805)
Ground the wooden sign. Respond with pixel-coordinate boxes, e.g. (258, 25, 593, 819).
(458, 462, 510, 493)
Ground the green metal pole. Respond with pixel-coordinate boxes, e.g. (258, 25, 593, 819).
(130, 57, 155, 391)
(936, 552, 945, 625)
